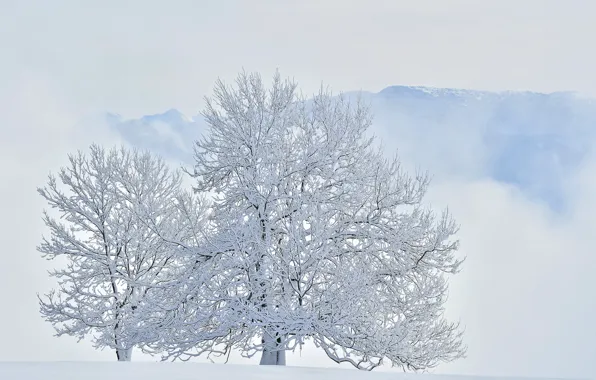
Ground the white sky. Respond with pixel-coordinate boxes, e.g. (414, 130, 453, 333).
(1, 1, 595, 379)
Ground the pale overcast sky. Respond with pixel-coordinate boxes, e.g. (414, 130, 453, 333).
(1, 1, 595, 379)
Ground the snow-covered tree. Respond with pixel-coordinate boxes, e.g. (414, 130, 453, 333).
(145, 72, 466, 370)
(37, 145, 203, 361)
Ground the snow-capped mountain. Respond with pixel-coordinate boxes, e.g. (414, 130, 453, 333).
(106, 86, 596, 212)
(368, 86, 596, 211)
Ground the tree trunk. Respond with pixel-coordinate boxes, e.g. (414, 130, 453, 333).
(259, 333, 286, 365)
(116, 347, 133, 361)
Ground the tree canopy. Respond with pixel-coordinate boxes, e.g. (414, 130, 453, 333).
(137, 72, 465, 370)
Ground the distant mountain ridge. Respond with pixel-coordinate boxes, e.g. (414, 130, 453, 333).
(380, 86, 596, 210)
(106, 85, 596, 212)
(379, 85, 579, 98)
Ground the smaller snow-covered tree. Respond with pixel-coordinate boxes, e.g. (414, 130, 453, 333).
(37, 145, 202, 361)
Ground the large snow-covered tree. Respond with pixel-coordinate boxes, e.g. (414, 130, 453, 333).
(144, 72, 466, 370)
(37, 145, 203, 361)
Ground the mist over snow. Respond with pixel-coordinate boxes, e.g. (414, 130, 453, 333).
(0, 362, 587, 380)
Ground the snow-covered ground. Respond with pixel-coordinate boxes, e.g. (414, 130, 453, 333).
(0, 363, 577, 380)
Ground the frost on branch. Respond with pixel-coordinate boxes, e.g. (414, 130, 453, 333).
(145, 71, 466, 370)
(37, 145, 204, 361)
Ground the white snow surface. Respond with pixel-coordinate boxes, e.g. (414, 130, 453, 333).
(0, 363, 580, 380)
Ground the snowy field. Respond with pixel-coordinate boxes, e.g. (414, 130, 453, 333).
(0, 363, 577, 380)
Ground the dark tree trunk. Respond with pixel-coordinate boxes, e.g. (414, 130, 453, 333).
(116, 347, 133, 361)
(259, 334, 286, 365)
